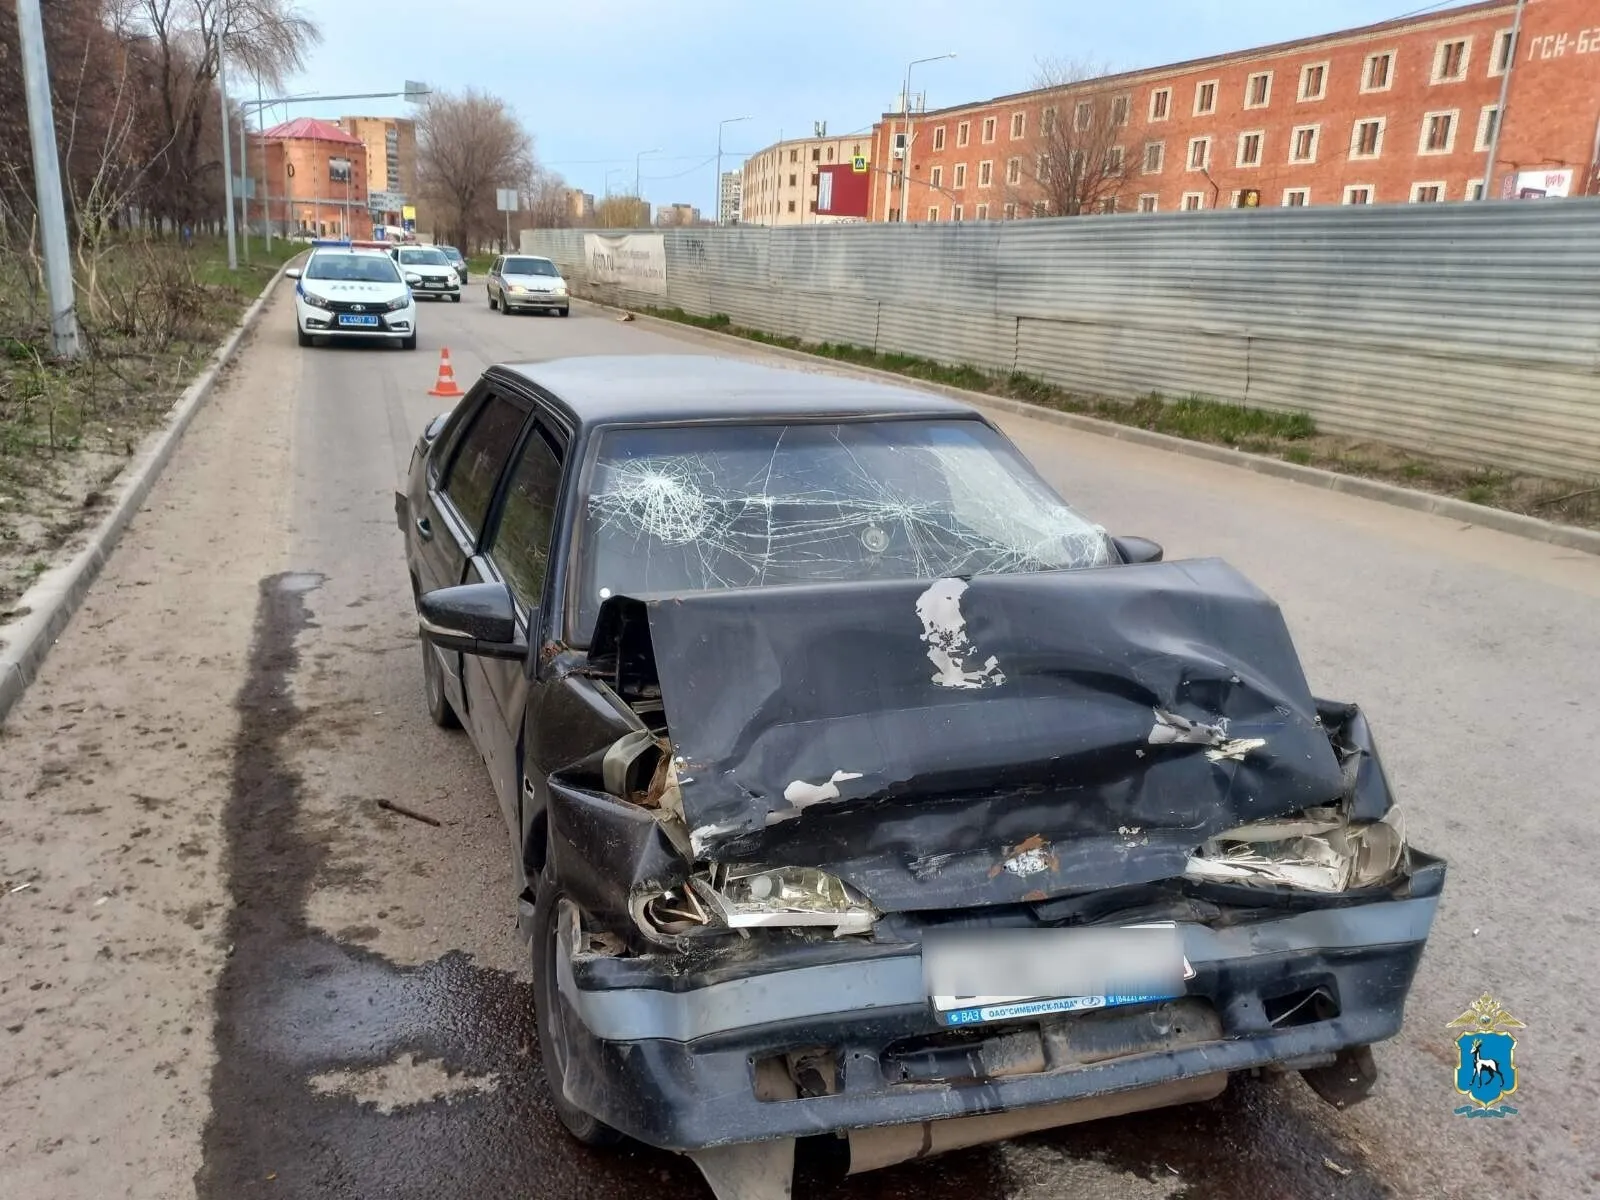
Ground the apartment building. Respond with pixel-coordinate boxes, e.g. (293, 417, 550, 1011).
(719, 170, 743, 225)
(741, 133, 874, 224)
(657, 203, 703, 226)
(337, 116, 416, 222)
(566, 188, 596, 224)
(870, 0, 1600, 220)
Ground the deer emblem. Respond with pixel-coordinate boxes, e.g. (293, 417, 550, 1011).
(1469, 1038, 1506, 1089)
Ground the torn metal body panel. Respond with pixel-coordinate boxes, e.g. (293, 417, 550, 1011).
(590, 558, 1353, 909)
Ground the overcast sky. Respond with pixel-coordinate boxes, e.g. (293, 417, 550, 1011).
(272, 0, 1468, 214)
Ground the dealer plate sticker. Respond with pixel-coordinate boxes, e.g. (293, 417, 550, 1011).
(935, 992, 1179, 1027)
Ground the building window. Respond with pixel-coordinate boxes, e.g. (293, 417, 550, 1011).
(789, 149, 798, 163)
(1003, 202, 1016, 219)
(853, 143, 862, 156)
(931, 165, 943, 188)
(1150, 88, 1171, 121)
(1491, 29, 1517, 76)
(1111, 96, 1130, 126)
(953, 203, 964, 221)
(1037, 154, 1052, 181)
(1351, 118, 1385, 159)
(976, 202, 989, 219)
(1468, 179, 1485, 201)
(788, 172, 797, 186)
(1069, 148, 1087, 176)
(1282, 187, 1310, 206)
(1433, 38, 1470, 83)
(1006, 157, 1021, 185)
(1139, 194, 1159, 213)
(1420, 110, 1458, 155)
(787, 199, 796, 212)
(953, 162, 967, 188)
(979, 160, 993, 187)
(1476, 105, 1500, 151)
(927, 206, 939, 222)
(1411, 183, 1445, 203)
(933, 125, 946, 151)
(1363, 50, 1395, 93)
(1182, 192, 1205, 211)
(1041, 107, 1057, 135)
(1237, 131, 1263, 167)
(1187, 136, 1211, 170)
(1034, 201, 1049, 218)
(827, 146, 834, 161)
(1300, 62, 1328, 100)
(1143, 140, 1164, 173)
(1075, 101, 1093, 131)
(1245, 71, 1273, 109)
(1195, 80, 1218, 115)
(1010, 112, 1025, 139)
(1290, 124, 1320, 164)
(1107, 145, 1125, 172)
(982, 117, 996, 143)
(1343, 185, 1373, 205)
(956, 121, 970, 147)
(810, 172, 818, 186)
(811, 148, 820, 161)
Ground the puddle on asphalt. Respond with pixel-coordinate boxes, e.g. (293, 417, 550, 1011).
(196, 571, 1393, 1200)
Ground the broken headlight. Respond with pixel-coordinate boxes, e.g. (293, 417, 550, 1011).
(1184, 807, 1407, 892)
(632, 865, 878, 941)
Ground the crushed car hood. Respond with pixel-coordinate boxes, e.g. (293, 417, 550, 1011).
(591, 559, 1358, 911)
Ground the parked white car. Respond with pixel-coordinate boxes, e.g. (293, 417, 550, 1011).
(390, 245, 461, 301)
(287, 246, 418, 350)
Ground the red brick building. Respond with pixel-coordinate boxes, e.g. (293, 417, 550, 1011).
(869, 0, 1600, 221)
(248, 118, 373, 239)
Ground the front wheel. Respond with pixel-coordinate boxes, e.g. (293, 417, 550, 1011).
(420, 638, 459, 726)
(296, 324, 312, 346)
(488, 290, 498, 310)
(532, 888, 623, 1148)
(450, 293, 461, 303)
(401, 332, 418, 351)
(558, 307, 570, 318)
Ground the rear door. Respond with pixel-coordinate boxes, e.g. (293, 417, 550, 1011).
(461, 410, 567, 828)
(416, 387, 533, 719)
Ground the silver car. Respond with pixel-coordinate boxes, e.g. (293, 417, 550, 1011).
(487, 254, 570, 317)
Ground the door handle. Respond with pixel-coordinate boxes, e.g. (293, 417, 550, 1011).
(415, 516, 433, 540)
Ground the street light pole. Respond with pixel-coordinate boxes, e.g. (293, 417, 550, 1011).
(716, 115, 752, 225)
(217, 13, 238, 269)
(898, 53, 956, 222)
(16, 0, 83, 357)
(635, 147, 661, 225)
(1481, 0, 1527, 201)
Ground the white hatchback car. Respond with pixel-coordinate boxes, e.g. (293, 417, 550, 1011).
(288, 246, 418, 349)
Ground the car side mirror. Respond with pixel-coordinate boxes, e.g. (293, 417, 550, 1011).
(405, 273, 422, 285)
(285, 267, 302, 279)
(1112, 535, 1164, 564)
(418, 582, 528, 660)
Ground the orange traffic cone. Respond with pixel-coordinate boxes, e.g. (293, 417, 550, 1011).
(428, 347, 464, 398)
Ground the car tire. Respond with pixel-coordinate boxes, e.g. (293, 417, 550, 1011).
(451, 294, 461, 303)
(420, 638, 460, 727)
(501, 296, 512, 316)
(532, 887, 624, 1148)
(296, 325, 312, 347)
(488, 291, 498, 310)
(558, 308, 570, 318)
(401, 333, 418, 351)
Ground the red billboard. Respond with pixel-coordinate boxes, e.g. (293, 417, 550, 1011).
(816, 162, 870, 218)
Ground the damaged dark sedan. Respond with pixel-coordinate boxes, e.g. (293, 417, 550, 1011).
(396, 354, 1444, 1200)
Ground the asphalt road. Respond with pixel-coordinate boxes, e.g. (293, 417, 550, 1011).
(2, 283, 1597, 1200)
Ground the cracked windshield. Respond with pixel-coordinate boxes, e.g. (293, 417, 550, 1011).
(3, 1, 1594, 1200)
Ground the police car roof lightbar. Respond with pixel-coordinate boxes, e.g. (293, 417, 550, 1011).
(310, 238, 352, 248)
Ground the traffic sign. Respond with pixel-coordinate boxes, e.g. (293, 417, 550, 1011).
(851, 155, 868, 174)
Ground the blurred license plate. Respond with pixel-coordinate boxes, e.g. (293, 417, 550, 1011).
(424, 281, 444, 288)
(338, 314, 379, 327)
(925, 923, 1195, 1028)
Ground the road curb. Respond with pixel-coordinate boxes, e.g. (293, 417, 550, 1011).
(590, 299, 1600, 559)
(0, 263, 290, 728)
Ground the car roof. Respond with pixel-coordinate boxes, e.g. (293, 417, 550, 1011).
(491, 355, 979, 430)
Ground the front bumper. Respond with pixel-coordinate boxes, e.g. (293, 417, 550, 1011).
(503, 290, 568, 310)
(554, 858, 1443, 1151)
(412, 280, 459, 299)
(299, 308, 414, 337)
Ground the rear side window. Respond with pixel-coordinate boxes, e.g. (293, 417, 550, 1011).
(441, 395, 526, 540)
(489, 427, 563, 608)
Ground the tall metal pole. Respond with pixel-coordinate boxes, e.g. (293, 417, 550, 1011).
(635, 148, 660, 226)
(16, 0, 83, 357)
(217, 16, 238, 268)
(897, 55, 956, 222)
(716, 116, 752, 225)
(258, 77, 272, 250)
(1481, 0, 1527, 201)
(237, 101, 249, 260)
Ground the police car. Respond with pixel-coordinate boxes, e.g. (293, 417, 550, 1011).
(285, 239, 419, 349)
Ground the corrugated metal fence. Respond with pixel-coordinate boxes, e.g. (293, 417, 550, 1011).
(523, 203, 1600, 479)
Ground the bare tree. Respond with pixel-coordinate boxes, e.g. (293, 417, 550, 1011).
(594, 194, 647, 229)
(1008, 57, 1132, 217)
(416, 88, 533, 252)
(518, 163, 572, 230)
